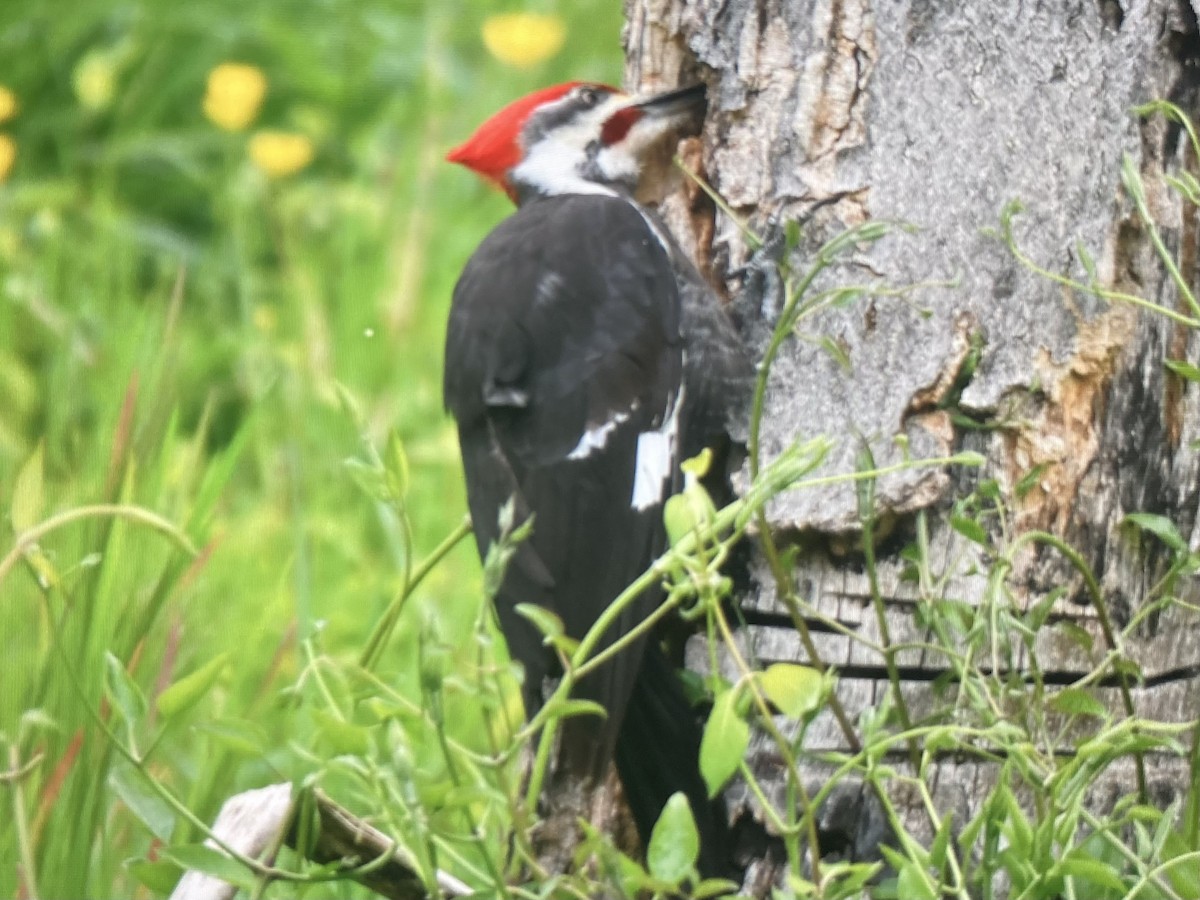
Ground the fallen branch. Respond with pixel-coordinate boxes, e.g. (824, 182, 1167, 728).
(168, 783, 470, 900)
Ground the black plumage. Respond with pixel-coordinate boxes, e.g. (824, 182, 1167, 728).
(445, 192, 737, 868)
(445, 192, 681, 756)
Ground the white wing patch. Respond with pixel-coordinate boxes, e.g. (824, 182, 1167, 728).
(632, 385, 683, 511)
(567, 410, 630, 460)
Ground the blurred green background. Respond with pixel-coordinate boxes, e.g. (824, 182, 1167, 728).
(0, 1, 622, 896)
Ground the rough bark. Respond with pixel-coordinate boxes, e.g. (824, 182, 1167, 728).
(626, 0, 1200, 888)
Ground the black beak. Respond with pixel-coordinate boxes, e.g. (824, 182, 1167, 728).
(632, 83, 707, 119)
(598, 82, 706, 151)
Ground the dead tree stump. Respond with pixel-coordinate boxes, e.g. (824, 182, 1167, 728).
(626, 0, 1200, 884)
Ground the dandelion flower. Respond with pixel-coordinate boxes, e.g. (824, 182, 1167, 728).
(0, 86, 17, 124)
(482, 13, 566, 69)
(74, 52, 117, 111)
(204, 63, 267, 132)
(0, 135, 15, 183)
(249, 130, 314, 178)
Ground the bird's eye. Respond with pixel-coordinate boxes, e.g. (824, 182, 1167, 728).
(577, 86, 602, 107)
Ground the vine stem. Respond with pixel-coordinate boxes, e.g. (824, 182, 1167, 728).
(711, 601, 822, 880)
(997, 198, 1200, 328)
(0, 504, 197, 587)
(1004, 529, 1147, 800)
(359, 516, 473, 671)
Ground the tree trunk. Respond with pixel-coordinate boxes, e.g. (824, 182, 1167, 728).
(626, 0, 1200, 888)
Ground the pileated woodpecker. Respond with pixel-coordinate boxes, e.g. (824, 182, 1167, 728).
(444, 82, 749, 876)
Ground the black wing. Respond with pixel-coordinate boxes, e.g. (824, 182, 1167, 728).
(444, 193, 683, 775)
(635, 205, 753, 465)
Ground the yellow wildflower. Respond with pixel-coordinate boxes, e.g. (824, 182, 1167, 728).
(0, 135, 15, 183)
(74, 52, 117, 111)
(0, 86, 16, 124)
(249, 130, 314, 177)
(203, 63, 267, 132)
(482, 13, 566, 69)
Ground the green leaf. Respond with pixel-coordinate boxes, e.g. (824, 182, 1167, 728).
(699, 688, 749, 797)
(126, 858, 183, 894)
(1014, 463, 1049, 500)
(333, 380, 367, 430)
(663, 480, 717, 547)
(547, 633, 580, 657)
(646, 792, 699, 886)
(514, 603, 564, 642)
(1123, 512, 1188, 552)
(578, 819, 650, 896)
(1057, 621, 1094, 655)
(976, 478, 1002, 500)
(784, 219, 801, 251)
(928, 814, 952, 869)
(195, 718, 268, 757)
(950, 515, 987, 545)
(1001, 784, 1033, 858)
(343, 457, 389, 502)
(11, 442, 44, 532)
(313, 710, 371, 756)
(1049, 688, 1107, 720)
(693, 878, 742, 898)
(1165, 358, 1200, 383)
(156, 652, 229, 719)
(680, 448, 713, 479)
(1163, 832, 1200, 896)
(161, 844, 256, 893)
(384, 429, 410, 499)
(923, 726, 956, 757)
(441, 783, 505, 811)
(419, 640, 450, 693)
(109, 763, 176, 841)
(895, 861, 937, 900)
(104, 652, 147, 727)
(816, 334, 852, 371)
(1055, 852, 1128, 892)
(758, 663, 823, 719)
(1110, 656, 1144, 681)
(663, 493, 698, 547)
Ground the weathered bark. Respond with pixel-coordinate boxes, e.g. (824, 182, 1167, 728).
(626, 0, 1200, 888)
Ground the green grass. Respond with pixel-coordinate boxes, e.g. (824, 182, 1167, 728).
(0, 2, 621, 896)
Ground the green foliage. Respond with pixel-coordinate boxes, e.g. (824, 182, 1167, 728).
(0, 1, 622, 897)
(699, 685, 749, 797)
(647, 792, 700, 886)
(757, 664, 823, 721)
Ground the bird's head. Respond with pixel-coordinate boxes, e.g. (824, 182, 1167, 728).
(447, 81, 706, 204)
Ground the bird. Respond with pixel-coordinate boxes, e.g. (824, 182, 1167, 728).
(443, 81, 750, 878)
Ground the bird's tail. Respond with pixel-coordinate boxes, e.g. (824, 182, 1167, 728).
(614, 642, 730, 879)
